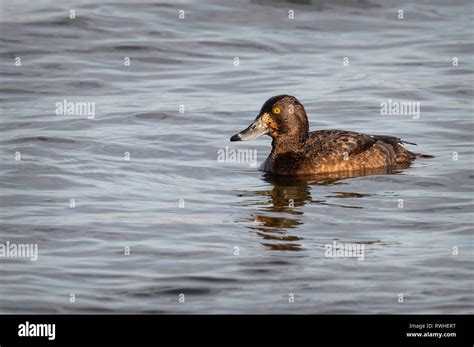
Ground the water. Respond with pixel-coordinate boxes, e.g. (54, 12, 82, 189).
(0, 0, 473, 314)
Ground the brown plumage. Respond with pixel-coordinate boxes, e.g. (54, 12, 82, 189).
(230, 95, 430, 176)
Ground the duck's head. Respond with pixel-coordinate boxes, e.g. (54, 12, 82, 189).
(230, 95, 309, 143)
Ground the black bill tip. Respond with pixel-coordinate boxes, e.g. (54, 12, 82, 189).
(230, 133, 241, 142)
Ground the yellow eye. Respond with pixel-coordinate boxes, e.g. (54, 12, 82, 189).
(272, 107, 281, 114)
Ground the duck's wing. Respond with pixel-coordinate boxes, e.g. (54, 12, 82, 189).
(369, 134, 417, 146)
(307, 130, 422, 166)
(308, 130, 379, 158)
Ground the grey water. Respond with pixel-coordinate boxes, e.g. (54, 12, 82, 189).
(0, 0, 473, 313)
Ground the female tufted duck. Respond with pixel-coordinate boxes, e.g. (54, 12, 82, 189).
(230, 95, 430, 176)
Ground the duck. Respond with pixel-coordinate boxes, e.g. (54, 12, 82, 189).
(230, 95, 430, 176)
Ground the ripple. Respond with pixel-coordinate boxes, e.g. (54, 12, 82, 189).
(0, 0, 472, 314)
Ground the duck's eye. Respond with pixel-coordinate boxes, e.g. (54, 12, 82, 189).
(272, 107, 281, 115)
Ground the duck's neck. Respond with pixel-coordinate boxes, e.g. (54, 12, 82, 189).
(270, 135, 306, 157)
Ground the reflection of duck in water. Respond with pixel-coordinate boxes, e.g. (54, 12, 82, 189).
(244, 174, 393, 251)
(248, 176, 311, 251)
(231, 95, 431, 176)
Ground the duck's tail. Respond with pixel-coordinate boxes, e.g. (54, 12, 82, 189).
(371, 135, 434, 159)
(397, 140, 434, 159)
(398, 140, 434, 159)
(415, 153, 434, 159)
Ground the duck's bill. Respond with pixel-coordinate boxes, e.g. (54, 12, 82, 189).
(230, 117, 268, 141)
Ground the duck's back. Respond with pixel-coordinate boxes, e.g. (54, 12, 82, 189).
(265, 129, 416, 175)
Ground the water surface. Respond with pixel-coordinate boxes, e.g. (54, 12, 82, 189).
(0, 0, 473, 313)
